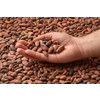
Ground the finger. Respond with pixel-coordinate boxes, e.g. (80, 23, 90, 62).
(25, 50, 48, 61)
(25, 50, 59, 63)
(33, 32, 54, 42)
(17, 48, 39, 61)
(18, 40, 29, 46)
(16, 43, 28, 50)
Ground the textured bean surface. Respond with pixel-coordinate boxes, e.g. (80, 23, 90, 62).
(0, 17, 100, 84)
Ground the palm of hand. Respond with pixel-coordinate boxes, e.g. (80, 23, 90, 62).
(16, 32, 83, 63)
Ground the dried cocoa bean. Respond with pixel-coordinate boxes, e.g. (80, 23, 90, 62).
(56, 45, 64, 53)
(40, 77, 47, 81)
(76, 78, 83, 84)
(34, 80, 43, 84)
(46, 41, 52, 47)
(42, 51, 48, 57)
(41, 44, 48, 51)
(48, 46, 54, 54)
(60, 75, 66, 80)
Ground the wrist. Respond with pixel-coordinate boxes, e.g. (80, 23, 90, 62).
(77, 29, 100, 58)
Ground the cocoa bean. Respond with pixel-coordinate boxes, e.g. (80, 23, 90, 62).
(30, 45, 35, 49)
(97, 65, 100, 71)
(37, 47, 43, 53)
(56, 45, 64, 53)
(27, 80, 33, 84)
(8, 72, 17, 77)
(40, 77, 47, 81)
(60, 75, 66, 80)
(69, 69, 74, 76)
(49, 76, 54, 81)
(46, 41, 52, 47)
(42, 51, 48, 57)
(22, 76, 29, 81)
(27, 70, 34, 76)
(48, 46, 54, 54)
(32, 46, 38, 51)
(34, 80, 43, 84)
(96, 77, 100, 81)
(52, 79, 59, 84)
(91, 74, 98, 79)
(26, 61, 34, 67)
(94, 70, 100, 75)
(1, 78, 8, 82)
(41, 44, 48, 51)
(44, 38, 49, 41)
(11, 79, 21, 84)
(76, 78, 83, 84)
(15, 68, 23, 73)
(81, 75, 90, 79)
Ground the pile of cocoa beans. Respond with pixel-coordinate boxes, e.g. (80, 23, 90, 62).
(27, 39, 64, 57)
(0, 17, 100, 84)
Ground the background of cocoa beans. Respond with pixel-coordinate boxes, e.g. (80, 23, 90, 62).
(0, 17, 100, 84)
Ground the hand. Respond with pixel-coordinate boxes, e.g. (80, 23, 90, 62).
(16, 32, 85, 63)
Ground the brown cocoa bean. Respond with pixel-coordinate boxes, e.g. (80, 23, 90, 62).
(90, 80, 97, 84)
(76, 78, 83, 84)
(37, 47, 43, 53)
(42, 51, 48, 57)
(34, 80, 43, 84)
(41, 44, 48, 51)
(32, 46, 38, 51)
(49, 76, 54, 81)
(44, 38, 49, 41)
(22, 80, 28, 84)
(26, 61, 34, 67)
(41, 73, 47, 77)
(25, 67, 31, 71)
(91, 74, 98, 79)
(30, 45, 35, 49)
(94, 70, 100, 75)
(96, 77, 100, 81)
(22, 76, 29, 81)
(27, 80, 33, 84)
(60, 75, 66, 80)
(59, 80, 66, 84)
(47, 81, 52, 84)
(11, 79, 21, 84)
(27, 70, 34, 76)
(73, 75, 80, 78)
(83, 80, 88, 84)
(56, 45, 64, 53)
(53, 41, 59, 45)
(46, 41, 52, 47)
(69, 69, 74, 76)
(8, 72, 17, 77)
(97, 65, 100, 71)
(81, 75, 90, 79)
(15, 68, 23, 73)
(1, 78, 8, 82)
(78, 70, 82, 75)
(5, 76, 13, 80)
(40, 77, 47, 81)
(52, 79, 59, 84)
(48, 46, 54, 54)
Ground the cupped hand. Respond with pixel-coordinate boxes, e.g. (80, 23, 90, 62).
(16, 32, 85, 63)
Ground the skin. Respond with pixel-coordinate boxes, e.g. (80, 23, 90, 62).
(16, 30, 100, 63)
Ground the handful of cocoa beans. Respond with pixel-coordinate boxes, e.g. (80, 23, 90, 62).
(27, 38, 64, 57)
